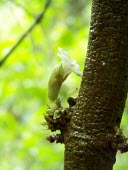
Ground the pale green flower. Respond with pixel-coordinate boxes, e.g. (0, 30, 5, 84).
(48, 48, 82, 103)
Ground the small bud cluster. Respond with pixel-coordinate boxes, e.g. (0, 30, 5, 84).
(44, 97, 76, 143)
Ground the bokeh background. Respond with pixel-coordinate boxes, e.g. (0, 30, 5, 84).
(0, 0, 128, 169)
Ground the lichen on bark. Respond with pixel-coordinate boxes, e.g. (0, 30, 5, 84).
(64, 0, 128, 170)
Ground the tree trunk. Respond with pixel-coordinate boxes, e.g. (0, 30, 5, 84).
(64, 0, 128, 169)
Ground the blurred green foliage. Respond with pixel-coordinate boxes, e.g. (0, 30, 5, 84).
(0, 0, 128, 169)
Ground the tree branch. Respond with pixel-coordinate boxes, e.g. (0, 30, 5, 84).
(64, 0, 128, 169)
(0, 0, 52, 67)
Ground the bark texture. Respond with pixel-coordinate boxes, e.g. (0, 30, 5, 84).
(64, 0, 128, 169)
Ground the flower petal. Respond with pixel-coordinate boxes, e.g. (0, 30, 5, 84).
(58, 48, 83, 77)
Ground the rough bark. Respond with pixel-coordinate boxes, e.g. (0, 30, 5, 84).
(64, 0, 128, 170)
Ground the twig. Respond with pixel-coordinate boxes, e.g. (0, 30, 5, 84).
(0, 0, 52, 67)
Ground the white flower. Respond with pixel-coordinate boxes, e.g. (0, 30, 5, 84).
(48, 48, 82, 102)
(58, 48, 83, 77)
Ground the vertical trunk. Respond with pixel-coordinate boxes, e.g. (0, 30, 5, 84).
(64, 0, 128, 169)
